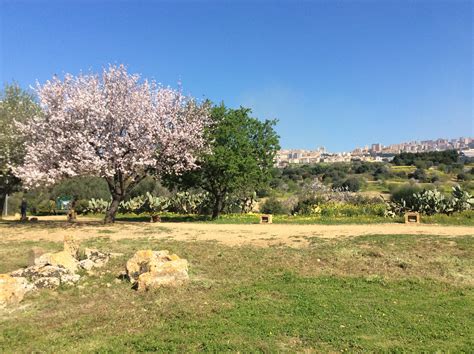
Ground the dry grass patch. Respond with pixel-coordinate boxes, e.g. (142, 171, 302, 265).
(0, 234, 473, 352)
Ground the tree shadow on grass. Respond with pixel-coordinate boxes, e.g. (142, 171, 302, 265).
(0, 214, 214, 230)
(0, 219, 105, 230)
(114, 214, 213, 223)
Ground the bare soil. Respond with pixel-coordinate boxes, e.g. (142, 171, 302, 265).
(1, 215, 472, 247)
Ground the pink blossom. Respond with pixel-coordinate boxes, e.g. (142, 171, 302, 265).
(14, 65, 210, 221)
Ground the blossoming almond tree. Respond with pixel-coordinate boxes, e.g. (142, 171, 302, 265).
(14, 65, 210, 223)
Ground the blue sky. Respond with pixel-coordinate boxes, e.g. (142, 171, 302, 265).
(1, 0, 472, 151)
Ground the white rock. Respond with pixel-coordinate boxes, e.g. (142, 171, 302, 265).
(79, 259, 95, 271)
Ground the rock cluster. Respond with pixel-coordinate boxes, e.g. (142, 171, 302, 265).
(0, 238, 190, 308)
(0, 236, 111, 308)
(79, 248, 112, 271)
(125, 250, 189, 291)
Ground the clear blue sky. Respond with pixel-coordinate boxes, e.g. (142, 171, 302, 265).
(1, 0, 472, 151)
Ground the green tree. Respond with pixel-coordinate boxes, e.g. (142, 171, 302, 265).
(166, 104, 280, 219)
(0, 84, 39, 217)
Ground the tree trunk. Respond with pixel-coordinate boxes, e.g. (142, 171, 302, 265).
(211, 194, 223, 219)
(103, 172, 146, 224)
(0, 193, 5, 220)
(104, 194, 122, 224)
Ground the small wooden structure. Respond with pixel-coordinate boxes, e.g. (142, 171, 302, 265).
(260, 214, 273, 224)
(404, 212, 420, 224)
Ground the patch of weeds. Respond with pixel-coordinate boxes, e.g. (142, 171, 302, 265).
(0, 235, 473, 352)
(361, 250, 384, 258)
(302, 236, 328, 246)
(96, 229, 117, 234)
(364, 274, 387, 285)
(142, 226, 172, 235)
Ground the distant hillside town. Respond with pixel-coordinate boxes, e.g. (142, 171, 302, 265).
(276, 137, 474, 167)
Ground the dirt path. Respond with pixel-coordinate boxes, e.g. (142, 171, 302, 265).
(0, 216, 472, 247)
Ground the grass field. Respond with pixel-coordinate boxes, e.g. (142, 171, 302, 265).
(109, 211, 474, 226)
(66, 210, 470, 226)
(1, 232, 473, 352)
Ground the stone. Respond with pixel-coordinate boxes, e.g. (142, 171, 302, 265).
(136, 259, 189, 291)
(0, 274, 33, 308)
(10, 265, 80, 286)
(126, 250, 179, 282)
(125, 250, 189, 291)
(36, 251, 79, 273)
(33, 277, 60, 289)
(60, 273, 81, 285)
(63, 235, 80, 258)
(84, 248, 110, 268)
(28, 247, 46, 266)
(79, 259, 95, 271)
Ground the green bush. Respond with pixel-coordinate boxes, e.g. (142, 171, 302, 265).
(410, 168, 427, 182)
(457, 172, 470, 181)
(292, 195, 386, 217)
(74, 199, 90, 214)
(292, 196, 321, 215)
(36, 200, 56, 215)
(51, 176, 110, 200)
(386, 185, 473, 216)
(260, 197, 289, 215)
(391, 184, 422, 209)
(333, 176, 364, 192)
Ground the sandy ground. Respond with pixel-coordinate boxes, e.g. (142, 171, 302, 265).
(0, 215, 473, 247)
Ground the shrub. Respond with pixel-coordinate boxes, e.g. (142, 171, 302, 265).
(36, 200, 56, 215)
(292, 196, 321, 215)
(430, 175, 440, 183)
(373, 165, 392, 180)
(74, 199, 90, 214)
(87, 198, 111, 214)
(291, 196, 386, 217)
(353, 162, 370, 174)
(410, 168, 427, 182)
(411, 189, 450, 215)
(393, 171, 407, 178)
(335, 177, 363, 192)
(260, 197, 289, 215)
(386, 185, 473, 216)
(391, 184, 422, 209)
(451, 185, 474, 213)
(457, 172, 470, 181)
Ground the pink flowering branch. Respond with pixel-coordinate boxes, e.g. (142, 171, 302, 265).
(14, 64, 210, 222)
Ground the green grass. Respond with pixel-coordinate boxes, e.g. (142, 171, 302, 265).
(390, 165, 417, 173)
(422, 211, 474, 225)
(0, 234, 473, 351)
(107, 211, 474, 226)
